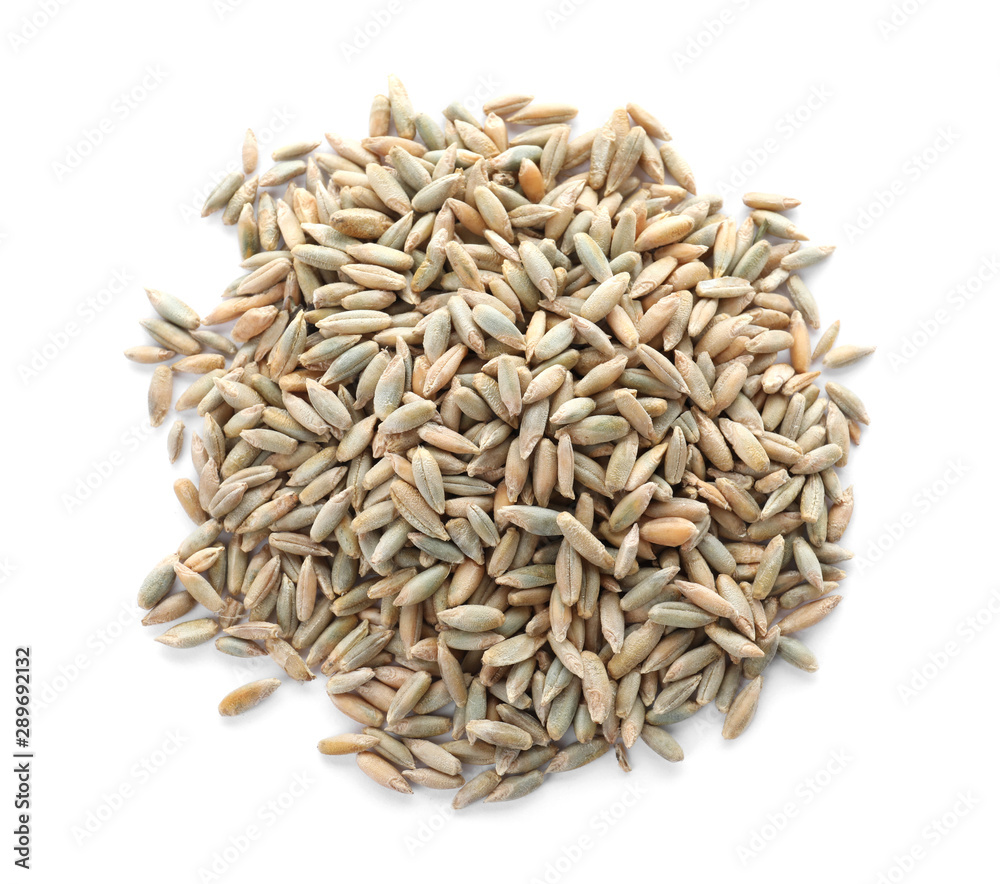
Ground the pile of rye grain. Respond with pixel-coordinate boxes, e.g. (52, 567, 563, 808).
(129, 77, 871, 806)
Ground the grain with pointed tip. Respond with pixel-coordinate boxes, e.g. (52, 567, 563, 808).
(219, 678, 281, 716)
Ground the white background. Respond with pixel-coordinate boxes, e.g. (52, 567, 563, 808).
(3, 0, 996, 881)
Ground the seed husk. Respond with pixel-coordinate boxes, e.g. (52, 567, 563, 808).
(640, 725, 684, 762)
(317, 734, 381, 755)
(777, 636, 819, 672)
(356, 751, 412, 794)
(202, 171, 244, 217)
(452, 770, 502, 809)
(483, 770, 545, 803)
(721, 676, 763, 740)
(219, 678, 281, 716)
(155, 618, 218, 648)
(546, 738, 612, 773)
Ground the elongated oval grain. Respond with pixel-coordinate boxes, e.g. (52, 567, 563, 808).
(722, 676, 763, 739)
(318, 734, 381, 755)
(219, 678, 281, 716)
